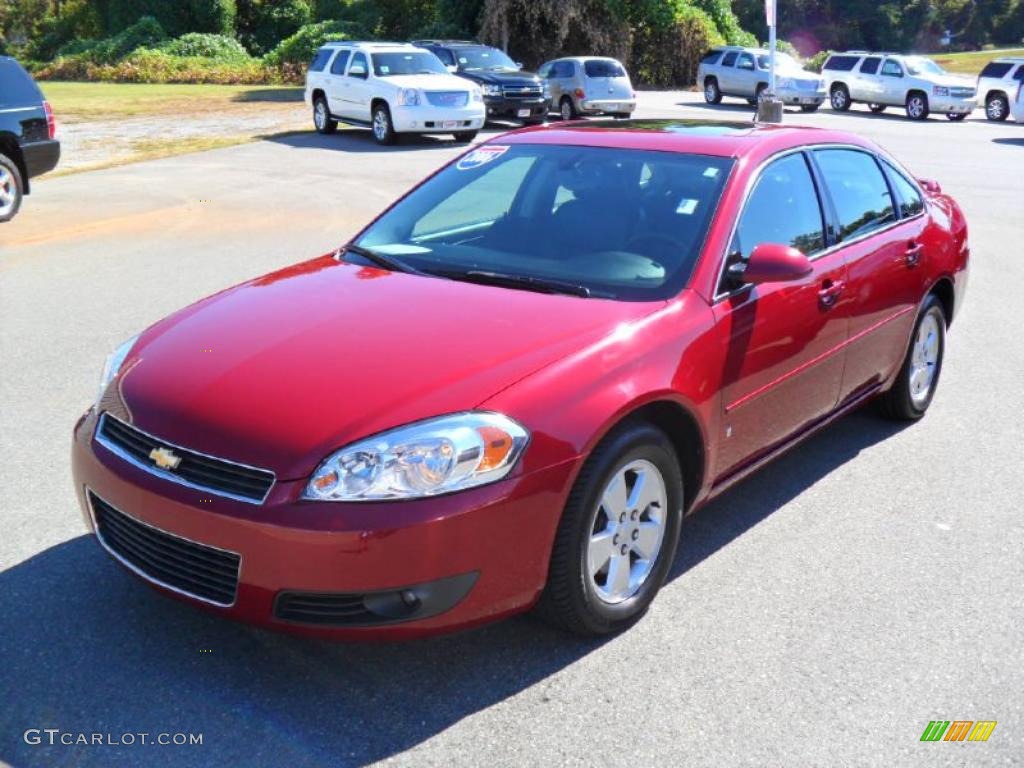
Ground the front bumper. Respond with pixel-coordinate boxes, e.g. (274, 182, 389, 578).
(72, 409, 575, 640)
(390, 104, 486, 134)
(930, 96, 976, 114)
(776, 87, 826, 106)
(483, 96, 548, 120)
(579, 98, 636, 115)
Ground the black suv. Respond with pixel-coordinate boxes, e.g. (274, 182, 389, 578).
(0, 56, 60, 222)
(413, 40, 548, 124)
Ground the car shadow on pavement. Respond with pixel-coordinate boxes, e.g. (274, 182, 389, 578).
(231, 88, 305, 103)
(0, 410, 905, 768)
(267, 126, 516, 154)
(992, 137, 1024, 146)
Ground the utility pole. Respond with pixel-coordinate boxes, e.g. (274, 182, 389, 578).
(757, 0, 784, 123)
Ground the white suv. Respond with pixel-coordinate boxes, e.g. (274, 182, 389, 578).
(823, 51, 976, 121)
(305, 41, 486, 145)
(976, 57, 1024, 121)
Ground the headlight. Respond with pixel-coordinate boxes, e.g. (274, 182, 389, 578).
(542, 81, 551, 97)
(483, 84, 502, 97)
(304, 413, 529, 501)
(933, 86, 950, 97)
(470, 87, 483, 102)
(97, 335, 139, 404)
(397, 88, 419, 106)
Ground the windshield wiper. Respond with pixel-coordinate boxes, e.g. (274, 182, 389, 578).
(342, 244, 429, 276)
(440, 269, 592, 297)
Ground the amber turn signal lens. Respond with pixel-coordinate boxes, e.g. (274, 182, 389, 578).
(311, 470, 339, 491)
(476, 426, 513, 472)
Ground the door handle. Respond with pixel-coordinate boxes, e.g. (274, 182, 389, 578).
(904, 241, 924, 267)
(818, 279, 846, 309)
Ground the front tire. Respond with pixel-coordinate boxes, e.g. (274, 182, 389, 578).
(985, 93, 1009, 121)
(0, 153, 23, 223)
(704, 77, 722, 104)
(906, 92, 930, 120)
(946, 112, 967, 121)
(371, 103, 396, 145)
(878, 294, 946, 420)
(869, 103, 887, 113)
(453, 130, 478, 143)
(800, 104, 820, 113)
(312, 96, 337, 135)
(533, 421, 684, 636)
(830, 84, 851, 111)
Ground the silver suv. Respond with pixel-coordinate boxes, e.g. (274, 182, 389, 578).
(976, 57, 1024, 121)
(823, 51, 976, 121)
(697, 46, 826, 112)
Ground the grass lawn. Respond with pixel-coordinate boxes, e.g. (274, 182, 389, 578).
(931, 48, 1024, 75)
(37, 81, 304, 122)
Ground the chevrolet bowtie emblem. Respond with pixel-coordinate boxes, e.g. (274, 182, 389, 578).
(149, 446, 182, 470)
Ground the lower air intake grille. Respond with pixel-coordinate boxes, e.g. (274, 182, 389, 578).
(274, 592, 377, 625)
(90, 491, 240, 606)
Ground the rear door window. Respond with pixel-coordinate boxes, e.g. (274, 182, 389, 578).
(814, 149, 897, 241)
(859, 57, 881, 75)
(329, 49, 350, 75)
(0, 59, 42, 107)
(881, 59, 903, 77)
(882, 161, 925, 219)
(736, 53, 755, 71)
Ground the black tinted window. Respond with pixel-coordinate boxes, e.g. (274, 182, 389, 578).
(584, 59, 626, 78)
(860, 57, 881, 75)
(883, 161, 925, 218)
(1014, 65, 1024, 82)
(555, 61, 575, 77)
(980, 62, 1013, 78)
(701, 50, 722, 64)
(310, 48, 333, 72)
(721, 51, 738, 67)
(729, 153, 825, 269)
(815, 150, 896, 241)
(0, 59, 42, 106)
(824, 55, 859, 72)
(433, 47, 456, 66)
(329, 49, 350, 75)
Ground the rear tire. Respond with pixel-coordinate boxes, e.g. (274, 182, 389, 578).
(869, 103, 887, 113)
(946, 112, 967, 121)
(312, 96, 337, 135)
(906, 91, 930, 120)
(453, 130, 478, 142)
(533, 421, 684, 637)
(985, 93, 1009, 121)
(800, 104, 820, 113)
(0, 153, 23, 223)
(703, 77, 722, 104)
(830, 84, 851, 111)
(878, 294, 946, 421)
(612, 112, 632, 119)
(559, 96, 578, 121)
(371, 103, 396, 145)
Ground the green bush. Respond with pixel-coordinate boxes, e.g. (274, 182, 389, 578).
(805, 49, 832, 73)
(161, 32, 252, 61)
(693, 0, 757, 47)
(238, 0, 312, 55)
(104, 0, 236, 37)
(36, 48, 277, 84)
(87, 15, 168, 63)
(262, 19, 361, 68)
(631, 4, 724, 87)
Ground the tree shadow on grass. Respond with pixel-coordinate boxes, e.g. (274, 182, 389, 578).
(0, 410, 905, 767)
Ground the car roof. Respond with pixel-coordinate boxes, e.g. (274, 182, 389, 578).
(990, 56, 1024, 62)
(556, 56, 625, 63)
(322, 41, 421, 50)
(495, 119, 875, 160)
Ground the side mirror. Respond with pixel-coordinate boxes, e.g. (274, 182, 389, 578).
(728, 243, 813, 286)
(515, 61, 523, 69)
(349, 64, 366, 78)
(918, 178, 942, 195)
(446, 64, 458, 73)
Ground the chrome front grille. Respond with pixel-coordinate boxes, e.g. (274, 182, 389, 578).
(502, 84, 543, 99)
(95, 413, 275, 504)
(425, 90, 469, 107)
(949, 86, 976, 98)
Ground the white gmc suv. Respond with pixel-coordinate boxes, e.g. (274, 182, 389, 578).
(823, 51, 976, 121)
(305, 41, 486, 145)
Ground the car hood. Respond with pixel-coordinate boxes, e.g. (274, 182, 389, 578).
(116, 256, 660, 480)
(384, 73, 475, 91)
(460, 69, 541, 86)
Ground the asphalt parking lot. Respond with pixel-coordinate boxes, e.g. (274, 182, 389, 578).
(1, 89, 1022, 767)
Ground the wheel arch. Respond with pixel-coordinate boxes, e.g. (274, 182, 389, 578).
(929, 276, 956, 328)
(985, 89, 1008, 103)
(311, 88, 326, 102)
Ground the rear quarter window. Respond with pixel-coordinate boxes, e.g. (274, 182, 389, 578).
(824, 55, 859, 72)
(701, 50, 722, 65)
(980, 62, 1013, 79)
(0, 59, 43, 107)
(309, 49, 333, 72)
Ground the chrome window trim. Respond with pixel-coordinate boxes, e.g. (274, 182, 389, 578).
(86, 487, 241, 608)
(94, 412, 276, 505)
(712, 143, 926, 303)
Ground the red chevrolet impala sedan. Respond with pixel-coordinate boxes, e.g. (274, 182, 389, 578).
(72, 120, 969, 639)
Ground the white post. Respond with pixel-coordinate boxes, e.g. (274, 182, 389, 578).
(767, 0, 777, 96)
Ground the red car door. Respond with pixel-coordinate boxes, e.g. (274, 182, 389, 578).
(810, 149, 928, 404)
(711, 151, 850, 480)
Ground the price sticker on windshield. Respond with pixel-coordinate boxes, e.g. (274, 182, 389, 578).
(456, 145, 509, 171)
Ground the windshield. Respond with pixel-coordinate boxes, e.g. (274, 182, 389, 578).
(904, 57, 945, 76)
(756, 53, 802, 71)
(455, 47, 518, 71)
(584, 59, 627, 78)
(354, 144, 733, 301)
(372, 52, 447, 77)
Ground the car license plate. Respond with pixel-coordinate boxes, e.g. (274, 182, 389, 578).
(442, 120, 459, 129)
(517, 108, 531, 118)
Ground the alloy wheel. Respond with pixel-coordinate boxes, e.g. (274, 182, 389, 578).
(831, 88, 848, 110)
(586, 459, 667, 604)
(907, 95, 926, 119)
(0, 166, 15, 218)
(986, 95, 1007, 120)
(373, 109, 389, 141)
(704, 82, 718, 102)
(314, 101, 327, 131)
(909, 312, 941, 406)
(561, 100, 573, 121)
